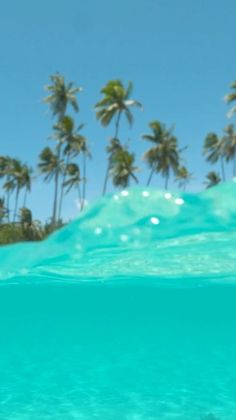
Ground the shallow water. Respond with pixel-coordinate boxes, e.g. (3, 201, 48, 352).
(1, 184, 236, 419)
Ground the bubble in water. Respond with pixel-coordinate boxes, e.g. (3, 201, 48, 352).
(150, 217, 160, 225)
(121, 190, 129, 197)
(120, 234, 129, 242)
(175, 198, 184, 205)
(95, 227, 102, 235)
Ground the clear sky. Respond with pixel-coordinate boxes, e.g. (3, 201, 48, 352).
(1, 0, 236, 221)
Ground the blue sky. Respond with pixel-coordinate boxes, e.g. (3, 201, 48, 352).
(1, 0, 236, 221)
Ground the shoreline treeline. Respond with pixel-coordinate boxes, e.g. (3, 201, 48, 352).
(1, 74, 236, 244)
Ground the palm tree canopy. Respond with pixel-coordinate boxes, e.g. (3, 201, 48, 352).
(223, 124, 236, 162)
(175, 166, 193, 188)
(156, 136, 179, 177)
(143, 122, 179, 170)
(110, 147, 139, 188)
(43, 73, 82, 119)
(53, 115, 89, 159)
(203, 133, 224, 163)
(38, 147, 61, 182)
(53, 115, 75, 142)
(142, 121, 171, 144)
(175, 165, 193, 180)
(204, 171, 221, 188)
(106, 138, 123, 163)
(63, 163, 82, 194)
(95, 80, 142, 128)
(224, 80, 236, 118)
(142, 121, 176, 170)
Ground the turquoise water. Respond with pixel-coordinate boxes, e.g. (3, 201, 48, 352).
(1, 183, 236, 419)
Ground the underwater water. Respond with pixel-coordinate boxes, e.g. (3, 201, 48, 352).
(1, 183, 236, 419)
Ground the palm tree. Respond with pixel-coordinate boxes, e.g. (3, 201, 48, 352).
(95, 80, 142, 194)
(223, 124, 236, 177)
(43, 73, 82, 121)
(110, 147, 139, 188)
(143, 121, 180, 189)
(43, 74, 82, 223)
(20, 164, 32, 207)
(58, 117, 90, 212)
(9, 159, 30, 223)
(0, 156, 14, 220)
(175, 166, 193, 191)
(38, 147, 62, 226)
(204, 171, 221, 188)
(0, 197, 7, 223)
(63, 163, 83, 209)
(203, 133, 226, 181)
(53, 115, 78, 218)
(224, 80, 236, 118)
(142, 121, 172, 186)
(157, 136, 180, 189)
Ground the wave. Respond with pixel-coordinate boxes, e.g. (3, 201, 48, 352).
(1, 182, 236, 285)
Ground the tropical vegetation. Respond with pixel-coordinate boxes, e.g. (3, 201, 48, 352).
(1, 74, 236, 244)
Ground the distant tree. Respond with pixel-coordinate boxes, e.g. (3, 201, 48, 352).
(43, 73, 82, 224)
(8, 160, 32, 222)
(224, 80, 236, 118)
(110, 146, 139, 188)
(63, 163, 83, 209)
(143, 121, 180, 189)
(38, 147, 62, 226)
(223, 124, 236, 177)
(0, 197, 7, 223)
(175, 166, 193, 191)
(204, 171, 221, 188)
(203, 133, 226, 181)
(58, 117, 90, 212)
(95, 80, 142, 194)
(43, 73, 82, 121)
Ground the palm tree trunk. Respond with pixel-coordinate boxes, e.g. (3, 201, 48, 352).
(52, 145, 62, 227)
(165, 171, 170, 190)
(58, 154, 69, 221)
(102, 164, 110, 196)
(6, 191, 10, 222)
(81, 152, 86, 211)
(103, 112, 122, 196)
(6, 175, 10, 222)
(23, 188, 28, 208)
(13, 188, 20, 223)
(115, 111, 121, 139)
(77, 184, 82, 211)
(146, 167, 155, 186)
(233, 153, 236, 177)
(52, 172, 59, 227)
(220, 157, 226, 181)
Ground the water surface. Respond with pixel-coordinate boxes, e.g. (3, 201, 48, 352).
(1, 184, 236, 419)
